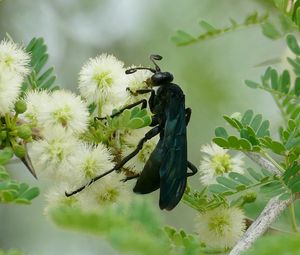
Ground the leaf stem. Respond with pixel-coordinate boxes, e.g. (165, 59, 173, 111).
(288, 202, 298, 232)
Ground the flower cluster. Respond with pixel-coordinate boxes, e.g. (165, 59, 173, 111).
(24, 53, 153, 213)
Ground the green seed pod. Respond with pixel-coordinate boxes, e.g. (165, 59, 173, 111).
(14, 100, 27, 114)
(17, 125, 32, 140)
(0, 130, 7, 141)
(13, 144, 26, 158)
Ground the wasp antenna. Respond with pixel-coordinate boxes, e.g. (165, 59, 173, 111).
(125, 69, 137, 74)
(125, 67, 156, 74)
(150, 54, 162, 71)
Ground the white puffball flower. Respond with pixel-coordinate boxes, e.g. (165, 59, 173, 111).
(44, 183, 79, 216)
(68, 143, 114, 187)
(28, 126, 80, 179)
(121, 128, 159, 174)
(126, 66, 152, 103)
(77, 172, 131, 210)
(39, 90, 89, 134)
(0, 39, 30, 77)
(199, 143, 244, 185)
(195, 206, 246, 249)
(0, 71, 22, 115)
(78, 54, 128, 116)
(21, 90, 52, 127)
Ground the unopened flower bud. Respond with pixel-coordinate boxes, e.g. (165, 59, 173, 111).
(14, 100, 27, 114)
(13, 144, 26, 158)
(17, 125, 32, 140)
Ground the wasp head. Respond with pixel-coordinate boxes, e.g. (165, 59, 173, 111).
(125, 54, 173, 86)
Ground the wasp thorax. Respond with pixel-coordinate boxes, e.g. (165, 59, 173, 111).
(151, 72, 173, 85)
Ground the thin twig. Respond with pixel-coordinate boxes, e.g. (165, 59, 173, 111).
(229, 196, 292, 255)
(229, 152, 292, 255)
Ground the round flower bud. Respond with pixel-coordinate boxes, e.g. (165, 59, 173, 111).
(14, 100, 27, 114)
(17, 125, 32, 140)
(13, 144, 26, 158)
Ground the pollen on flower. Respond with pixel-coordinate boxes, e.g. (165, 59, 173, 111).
(66, 143, 114, 187)
(78, 53, 128, 116)
(44, 184, 79, 215)
(199, 142, 244, 185)
(38, 90, 89, 134)
(77, 173, 131, 210)
(195, 206, 246, 249)
(28, 126, 80, 179)
(21, 90, 52, 127)
(0, 39, 30, 77)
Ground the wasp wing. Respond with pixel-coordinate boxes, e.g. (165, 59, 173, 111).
(133, 138, 163, 194)
(159, 86, 187, 210)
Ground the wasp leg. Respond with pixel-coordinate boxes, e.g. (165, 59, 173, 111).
(187, 161, 198, 177)
(65, 126, 161, 197)
(122, 174, 140, 182)
(95, 99, 148, 121)
(131, 89, 156, 112)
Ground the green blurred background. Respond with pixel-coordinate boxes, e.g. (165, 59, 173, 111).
(0, 0, 292, 254)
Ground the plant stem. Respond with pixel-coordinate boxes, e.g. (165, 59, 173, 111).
(288, 203, 298, 232)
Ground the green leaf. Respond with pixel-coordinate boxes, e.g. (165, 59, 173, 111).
(290, 180, 300, 193)
(241, 110, 254, 125)
(270, 141, 286, 154)
(199, 20, 217, 32)
(228, 136, 240, 148)
(239, 138, 252, 150)
(0, 148, 14, 165)
(250, 114, 262, 132)
(285, 137, 300, 150)
(261, 21, 282, 39)
(245, 80, 260, 89)
(270, 69, 279, 90)
(19, 187, 40, 200)
(216, 176, 239, 189)
(280, 70, 290, 93)
(283, 163, 300, 183)
(208, 184, 229, 194)
(127, 118, 144, 129)
(256, 120, 270, 137)
(223, 115, 242, 130)
(228, 172, 253, 185)
(294, 77, 300, 95)
(287, 34, 300, 55)
(215, 127, 228, 138)
(246, 168, 263, 181)
(213, 137, 229, 148)
(171, 30, 196, 46)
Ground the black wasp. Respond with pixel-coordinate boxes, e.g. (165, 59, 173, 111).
(66, 54, 198, 210)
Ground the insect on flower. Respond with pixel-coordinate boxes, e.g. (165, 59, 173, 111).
(66, 55, 198, 210)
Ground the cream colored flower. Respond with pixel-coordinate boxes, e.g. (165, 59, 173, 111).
(199, 143, 244, 185)
(195, 206, 246, 249)
(78, 54, 128, 116)
(0, 39, 30, 77)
